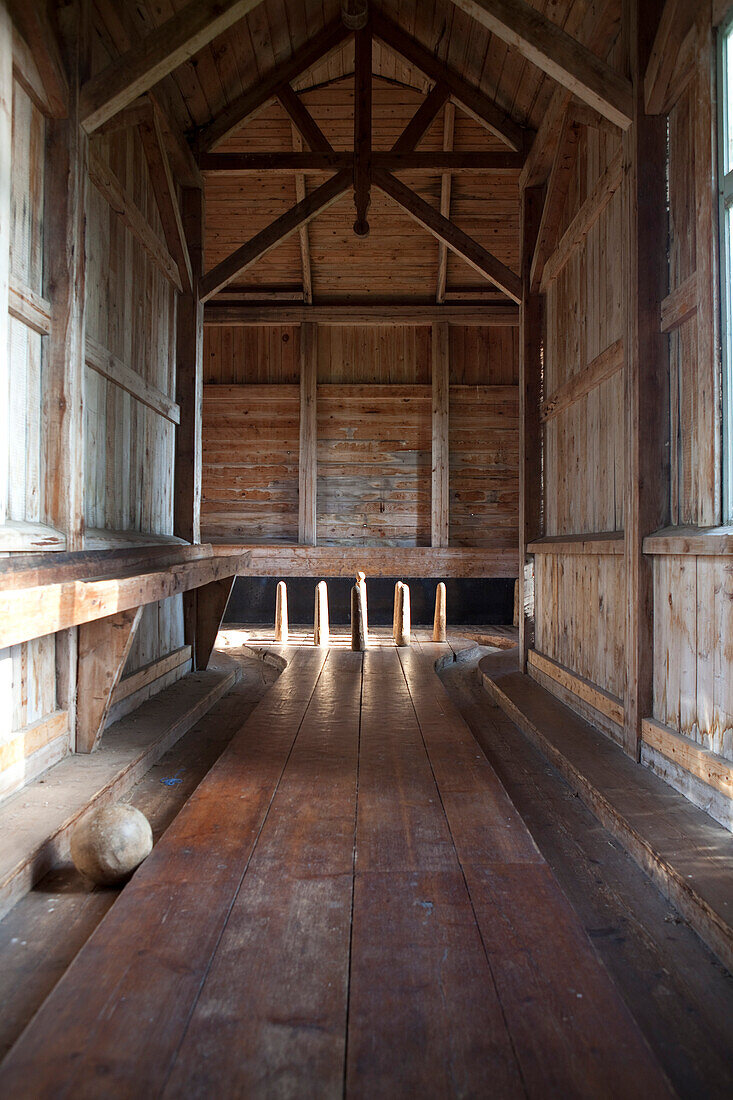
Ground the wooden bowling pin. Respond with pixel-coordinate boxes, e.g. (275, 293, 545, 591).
(275, 580, 288, 642)
(433, 582, 447, 642)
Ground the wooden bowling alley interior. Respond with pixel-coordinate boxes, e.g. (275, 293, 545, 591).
(1, 0, 733, 1094)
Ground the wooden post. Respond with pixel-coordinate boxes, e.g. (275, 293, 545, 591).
(76, 607, 143, 753)
(431, 323, 450, 547)
(43, 0, 89, 550)
(314, 580, 329, 646)
(433, 581, 447, 642)
(298, 321, 317, 544)
(275, 580, 288, 643)
(394, 581, 411, 647)
(0, 2, 10, 530)
(195, 575, 236, 670)
(174, 186, 204, 546)
(351, 583, 365, 651)
(518, 186, 544, 672)
(356, 571, 369, 645)
(623, 0, 670, 760)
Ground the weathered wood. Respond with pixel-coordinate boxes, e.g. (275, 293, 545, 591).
(540, 339, 624, 422)
(290, 127, 312, 304)
(195, 576, 236, 670)
(138, 106, 193, 294)
(6, 0, 68, 118)
(79, 0, 265, 133)
(530, 111, 580, 293)
(199, 170, 351, 302)
(12, 24, 60, 119)
(211, 545, 519, 578)
(431, 323, 450, 548)
(643, 526, 733, 556)
(8, 277, 52, 335)
(519, 186, 543, 672)
(528, 532, 625, 555)
(623, 0, 670, 760)
(392, 81, 449, 154)
(393, 581, 411, 647)
(642, 718, 733, 800)
(372, 10, 527, 152)
(275, 580, 288, 643)
(196, 19, 352, 152)
(644, 0, 696, 114)
(350, 583, 365, 651)
(314, 580, 329, 646)
(436, 102, 455, 303)
(660, 271, 697, 333)
(276, 83, 333, 154)
(374, 169, 522, 302)
(357, 572, 369, 645)
(175, 188, 205, 544)
(298, 322, 318, 545)
(76, 607, 144, 753)
(88, 146, 182, 291)
(43, 2, 88, 551)
(450, 0, 633, 129)
(85, 334, 180, 424)
(433, 582, 447, 642)
(0, 0, 10, 528)
(199, 151, 525, 175)
(541, 149, 624, 290)
(112, 645, 192, 704)
(353, 18, 372, 236)
(528, 649, 624, 728)
(204, 303, 520, 326)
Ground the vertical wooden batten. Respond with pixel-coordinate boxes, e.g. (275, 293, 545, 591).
(623, 0, 670, 759)
(519, 187, 544, 671)
(0, 1, 11, 528)
(174, 186, 204, 546)
(299, 322, 318, 545)
(431, 323, 450, 548)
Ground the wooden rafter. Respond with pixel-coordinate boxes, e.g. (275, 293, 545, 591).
(436, 102, 456, 303)
(353, 18, 372, 236)
(530, 110, 580, 293)
(196, 19, 353, 153)
(277, 84, 333, 153)
(372, 10, 527, 152)
(450, 0, 633, 130)
(391, 82, 450, 153)
(203, 303, 520, 325)
(199, 170, 352, 302)
(80, 0, 265, 133)
(6, 0, 68, 118)
(199, 151, 524, 174)
(139, 106, 193, 294)
(373, 169, 522, 303)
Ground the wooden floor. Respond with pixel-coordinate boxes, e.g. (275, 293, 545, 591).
(0, 640, 672, 1097)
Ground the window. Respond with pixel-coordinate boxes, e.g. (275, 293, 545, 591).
(717, 15, 733, 520)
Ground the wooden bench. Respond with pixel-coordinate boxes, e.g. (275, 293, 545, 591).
(0, 645, 670, 1095)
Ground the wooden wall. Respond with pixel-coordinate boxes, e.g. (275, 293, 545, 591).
(525, 5, 733, 831)
(0, 27, 187, 802)
(201, 323, 519, 551)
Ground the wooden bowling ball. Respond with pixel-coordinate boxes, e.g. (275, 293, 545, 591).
(70, 803, 153, 885)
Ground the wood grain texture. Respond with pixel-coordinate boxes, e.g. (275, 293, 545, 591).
(76, 606, 143, 753)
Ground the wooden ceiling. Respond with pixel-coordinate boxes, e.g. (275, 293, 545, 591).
(89, 0, 620, 303)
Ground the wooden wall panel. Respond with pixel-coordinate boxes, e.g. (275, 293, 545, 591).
(204, 325, 300, 384)
(449, 386, 519, 548)
(317, 385, 431, 546)
(201, 384, 300, 544)
(316, 326, 431, 384)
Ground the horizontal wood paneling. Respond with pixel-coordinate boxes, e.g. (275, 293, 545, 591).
(201, 385, 300, 544)
(317, 384, 431, 546)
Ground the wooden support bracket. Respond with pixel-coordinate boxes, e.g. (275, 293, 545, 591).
(76, 607, 144, 753)
(194, 575, 236, 671)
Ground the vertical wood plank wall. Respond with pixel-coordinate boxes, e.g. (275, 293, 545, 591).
(201, 324, 520, 551)
(1, 42, 187, 800)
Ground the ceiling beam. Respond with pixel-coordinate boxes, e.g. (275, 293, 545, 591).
(371, 10, 528, 152)
(530, 110, 580, 293)
(198, 170, 352, 302)
(277, 83, 333, 152)
(204, 302, 520, 326)
(373, 168, 522, 303)
(138, 107, 193, 294)
(391, 81, 450, 154)
(80, 0, 264, 133)
(199, 151, 524, 174)
(644, 0, 696, 115)
(195, 18, 353, 153)
(450, 0, 632, 130)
